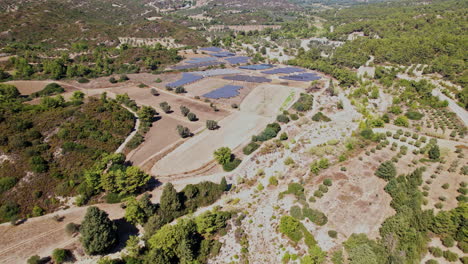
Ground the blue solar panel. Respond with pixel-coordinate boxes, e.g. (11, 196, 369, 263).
(186, 57, 218, 64)
(262, 67, 306, 74)
(200, 47, 223, 52)
(239, 64, 275, 70)
(212, 51, 236, 57)
(280, 72, 321, 82)
(223, 75, 272, 83)
(225, 56, 251, 64)
(172, 61, 223, 70)
(203, 85, 243, 99)
(166, 73, 204, 88)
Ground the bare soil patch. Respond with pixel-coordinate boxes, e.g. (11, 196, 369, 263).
(5, 80, 53, 95)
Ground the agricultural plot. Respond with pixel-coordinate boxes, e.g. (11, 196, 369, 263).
(203, 85, 243, 99)
(152, 84, 299, 176)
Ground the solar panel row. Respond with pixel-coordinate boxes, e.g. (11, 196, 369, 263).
(223, 75, 272, 83)
(166, 73, 204, 88)
(225, 56, 251, 64)
(199, 47, 223, 52)
(262, 67, 305, 74)
(172, 61, 223, 70)
(239, 64, 275, 70)
(280, 73, 321, 82)
(203, 85, 243, 99)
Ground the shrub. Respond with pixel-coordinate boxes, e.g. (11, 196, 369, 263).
(77, 77, 89, 83)
(27, 255, 41, 264)
(442, 183, 449, 189)
(243, 142, 260, 155)
(0, 177, 18, 194)
(375, 161, 396, 181)
(312, 112, 331, 122)
(180, 106, 190, 116)
(443, 250, 458, 262)
(175, 86, 186, 93)
(109, 77, 117, 83)
(223, 158, 241, 172)
(277, 114, 290, 123)
(277, 132, 287, 141)
(176, 125, 191, 138)
(328, 230, 338, 238)
(279, 216, 303, 242)
(119, 75, 129, 82)
(65, 222, 80, 235)
(394, 115, 409, 127)
(425, 260, 438, 264)
(429, 145, 440, 160)
(442, 236, 455, 247)
(150, 88, 159, 96)
(302, 207, 327, 225)
(187, 112, 197, 121)
(206, 120, 218, 130)
(429, 247, 443, 257)
(52, 248, 70, 264)
(405, 111, 424, 120)
(293, 93, 313, 112)
(160, 102, 171, 113)
(32, 205, 45, 217)
(290, 205, 304, 220)
(269, 176, 278, 186)
(155, 78, 162, 83)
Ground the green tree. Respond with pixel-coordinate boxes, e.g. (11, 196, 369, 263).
(0, 84, 20, 101)
(214, 147, 232, 165)
(138, 106, 157, 124)
(80, 206, 117, 255)
(220, 177, 228, 191)
(27, 255, 41, 264)
(180, 106, 190, 116)
(375, 161, 396, 181)
(206, 120, 218, 130)
(52, 248, 70, 264)
(394, 115, 409, 127)
(160, 183, 182, 212)
(160, 102, 171, 113)
(176, 125, 191, 138)
(125, 235, 141, 258)
(124, 197, 147, 225)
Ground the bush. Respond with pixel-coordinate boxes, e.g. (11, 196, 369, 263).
(312, 112, 331, 122)
(206, 120, 218, 130)
(280, 132, 288, 141)
(31, 83, 65, 98)
(150, 88, 159, 96)
(175, 86, 186, 94)
(176, 125, 191, 138)
(293, 93, 313, 112)
(180, 106, 190, 116)
(109, 77, 117, 83)
(277, 114, 290, 123)
(328, 230, 338, 238)
(0, 177, 18, 194)
(375, 161, 396, 181)
(77, 77, 89, 83)
(429, 247, 443, 257)
(443, 250, 458, 262)
(429, 145, 440, 160)
(442, 236, 455, 247)
(27, 255, 41, 264)
(65, 222, 80, 235)
(52, 248, 70, 264)
(155, 78, 162, 83)
(223, 158, 241, 172)
(243, 142, 260, 155)
(160, 102, 171, 113)
(119, 75, 129, 82)
(323, 179, 332, 186)
(187, 112, 197, 121)
(425, 260, 438, 264)
(269, 176, 278, 186)
(290, 205, 304, 220)
(394, 115, 409, 127)
(405, 111, 424, 120)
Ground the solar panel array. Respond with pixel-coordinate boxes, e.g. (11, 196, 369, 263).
(186, 57, 218, 64)
(239, 64, 275, 70)
(223, 75, 272, 83)
(166, 73, 204, 88)
(262, 67, 305, 74)
(199, 47, 223, 52)
(280, 73, 321, 82)
(192, 69, 242, 77)
(212, 51, 236, 57)
(172, 61, 223, 70)
(203, 85, 243, 99)
(225, 56, 251, 64)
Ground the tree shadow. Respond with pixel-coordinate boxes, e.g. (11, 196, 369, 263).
(109, 218, 139, 254)
(146, 177, 162, 192)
